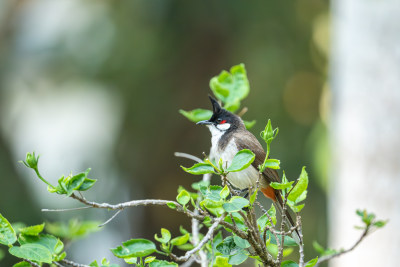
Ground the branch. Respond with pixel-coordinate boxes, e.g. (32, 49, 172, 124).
(316, 227, 370, 266)
(60, 259, 91, 267)
(24, 259, 40, 267)
(169, 215, 225, 262)
(174, 152, 203, 163)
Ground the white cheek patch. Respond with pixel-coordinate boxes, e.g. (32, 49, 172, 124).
(216, 123, 231, 131)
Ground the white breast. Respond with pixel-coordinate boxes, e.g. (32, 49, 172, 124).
(209, 134, 260, 190)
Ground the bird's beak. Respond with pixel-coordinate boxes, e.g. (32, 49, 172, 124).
(197, 120, 213, 125)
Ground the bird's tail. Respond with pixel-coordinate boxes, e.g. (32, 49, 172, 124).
(261, 187, 301, 244)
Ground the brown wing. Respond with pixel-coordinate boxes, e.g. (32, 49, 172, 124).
(234, 130, 280, 184)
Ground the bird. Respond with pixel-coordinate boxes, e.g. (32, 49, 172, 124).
(197, 96, 300, 241)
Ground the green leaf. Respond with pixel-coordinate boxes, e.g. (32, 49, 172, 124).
(288, 167, 308, 203)
(209, 64, 249, 106)
(269, 181, 294, 190)
(263, 159, 280, 169)
(0, 213, 17, 246)
(289, 204, 305, 213)
(260, 119, 279, 145)
(9, 244, 53, 263)
(149, 260, 178, 267)
(54, 251, 66, 261)
(154, 228, 171, 244)
(145, 256, 156, 264)
(257, 205, 277, 231)
(214, 256, 232, 267)
(0, 248, 4, 261)
(176, 190, 191, 206)
(223, 197, 249, 212)
(312, 241, 325, 254)
(373, 220, 387, 228)
(13, 262, 31, 267)
(170, 233, 190, 246)
(224, 213, 247, 232)
(220, 185, 230, 199)
(216, 236, 240, 256)
(243, 120, 256, 129)
(18, 233, 64, 256)
(283, 247, 294, 257)
(179, 109, 213, 123)
(191, 180, 210, 190)
(111, 239, 156, 258)
(64, 173, 86, 196)
(181, 163, 215, 175)
(305, 257, 318, 267)
(167, 202, 177, 209)
(123, 257, 137, 264)
(228, 250, 248, 265)
(22, 152, 39, 169)
(78, 178, 97, 191)
(281, 260, 299, 267)
(20, 223, 45, 236)
(226, 149, 255, 172)
(249, 189, 258, 205)
(233, 236, 250, 249)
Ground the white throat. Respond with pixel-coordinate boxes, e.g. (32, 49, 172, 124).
(207, 123, 231, 160)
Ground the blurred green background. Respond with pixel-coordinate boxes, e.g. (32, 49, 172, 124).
(0, 0, 330, 265)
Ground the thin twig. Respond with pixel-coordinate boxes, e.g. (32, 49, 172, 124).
(42, 206, 92, 212)
(237, 107, 248, 117)
(24, 259, 40, 267)
(53, 261, 66, 267)
(60, 259, 91, 267)
(98, 209, 122, 227)
(169, 215, 225, 262)
(174, 152, 203, 163)
(298, 216, 305, 267)
(315, 227, 370, 266)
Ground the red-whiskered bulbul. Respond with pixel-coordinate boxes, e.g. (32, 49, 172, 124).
(197, 96, 300, 241)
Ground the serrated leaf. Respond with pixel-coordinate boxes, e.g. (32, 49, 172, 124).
(223, 197, 249, 212)
(154, 228, 171, 244)
(288, 167, 308, 203)
(226, 149, 255, 172)
(170, 233, 189, 246)
(176, 190, 191, 206)
(179, 109, 213, 123)
(111, 239, 156, 258)
(9, 244, 52, 264)
(181, 163, 215, 175)
(0, 213, 17, 246)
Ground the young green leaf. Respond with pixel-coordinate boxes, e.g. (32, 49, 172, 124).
(111, 239, 156, 258)
(19, 223, 45, 236)
(223, 196, 249, 213)
(216, 236, 240, 256)
(281, 260, 299, 267)
(181, 163, 215, 175)
(220, 185, 230, 199)
(288, 167, 308, 203)
(249, 189, 258, 205)
(145, 256, 156, 264)
(305, 257, 318, 267)
(209, 63, 249, 107)
(170, 233, 190, 246)
(0, 213, 17, 246)
(226, 149, 255, 172)
(176, 190, 191, 206)
(9, 244, 53, 264)
(263, 159, 280, 169)
(269, 181, 294, 190)
(18, 234, 63, 256)
(243, 120, 256, 129)
(154, 228, 171, 244)
(179, 109, 213, 123)
(214, 256, 232, 267)
(166, 202, 177, 209)
(13, 262, 32, 267)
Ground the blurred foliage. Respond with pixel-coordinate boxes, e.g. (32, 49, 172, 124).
(0, 0, 330, 265)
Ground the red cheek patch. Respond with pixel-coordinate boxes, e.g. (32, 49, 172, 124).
(220, 120, 227, 124)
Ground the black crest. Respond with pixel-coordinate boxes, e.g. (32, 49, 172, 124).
(208, 95, 222, 114)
